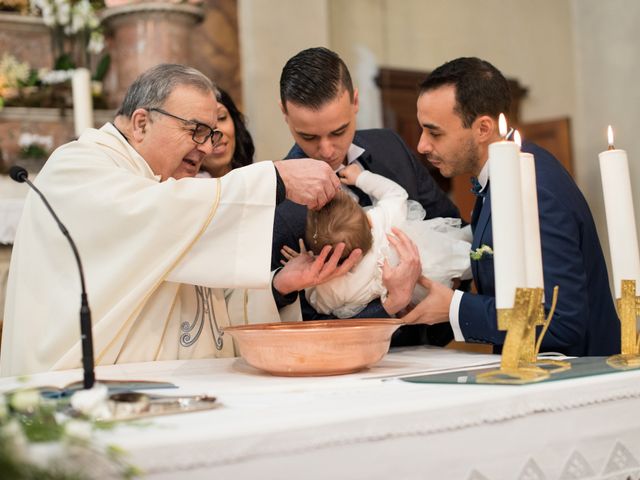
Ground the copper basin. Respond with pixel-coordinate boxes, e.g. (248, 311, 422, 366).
(224, 319, 403, 376)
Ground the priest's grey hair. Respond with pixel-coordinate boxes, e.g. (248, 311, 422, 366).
(116, 64, 220, 117)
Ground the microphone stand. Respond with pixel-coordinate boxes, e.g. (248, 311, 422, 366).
(10, 166, 95, 389)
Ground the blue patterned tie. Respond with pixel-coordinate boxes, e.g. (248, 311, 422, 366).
(470, 176, 486, 197)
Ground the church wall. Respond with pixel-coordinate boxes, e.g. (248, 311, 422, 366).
(238, 0, 330, 161)
(328, 0, 576, 127)
(571, 0, 640, 286)
(239, 0, 576, 158)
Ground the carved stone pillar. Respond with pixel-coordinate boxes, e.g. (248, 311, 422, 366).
(100, 2, 205, 108)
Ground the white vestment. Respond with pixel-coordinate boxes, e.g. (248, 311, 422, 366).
(1, 123, 297, 376)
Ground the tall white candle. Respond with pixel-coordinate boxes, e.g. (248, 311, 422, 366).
(71, 68, 94, 138)
(599, 125, 640, 298)
(514, 131, 544, 292)
(490, 114, 527, 309)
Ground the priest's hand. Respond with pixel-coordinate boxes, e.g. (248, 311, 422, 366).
(401, 276, 453, 324)
(274, 159, 340, 210)
(381, 227, 422, 315)
(272, 242, 362, 295)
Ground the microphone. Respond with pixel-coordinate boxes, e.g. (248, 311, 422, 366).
(10, 165, 95, 389)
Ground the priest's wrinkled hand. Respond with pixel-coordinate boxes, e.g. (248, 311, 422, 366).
(272, 242, 362, 295)
(274, 159, 340, 210)
(401, 276, 453, 325)
(381, 227, 422, 315)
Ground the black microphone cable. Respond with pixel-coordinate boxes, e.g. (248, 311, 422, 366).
(9, 165, 95, 389)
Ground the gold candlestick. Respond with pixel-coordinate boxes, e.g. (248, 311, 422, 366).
(607, 279, 640, 369)
(477, 287, 549, 384)
(495, 287, 544, 365)
(531, 286, 570, 373)
(477, 285, 565, 384)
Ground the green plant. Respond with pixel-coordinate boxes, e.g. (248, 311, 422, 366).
(0, 388, 140, 479)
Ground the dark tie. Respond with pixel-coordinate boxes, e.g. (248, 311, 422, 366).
(470, 195, 483, 232)
(348, 154, 373, 207)
(470, 176, 486, 197)
(470, 179, 489, 232)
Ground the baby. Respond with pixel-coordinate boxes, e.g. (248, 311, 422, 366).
(283, 163, 472, 318)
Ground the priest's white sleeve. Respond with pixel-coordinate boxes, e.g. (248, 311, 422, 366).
(167, 162, 276, 289)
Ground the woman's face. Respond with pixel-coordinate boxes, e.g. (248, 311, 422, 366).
(202, 103, 236, 177)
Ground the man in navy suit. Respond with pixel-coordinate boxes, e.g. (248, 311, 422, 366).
(271, 47, 460, 346)
(402, 57, 619, 356)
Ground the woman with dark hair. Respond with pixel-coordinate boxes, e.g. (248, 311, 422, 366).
(199, 88, 255, 177)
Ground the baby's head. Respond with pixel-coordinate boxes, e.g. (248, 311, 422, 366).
(306, 190, 373, 261)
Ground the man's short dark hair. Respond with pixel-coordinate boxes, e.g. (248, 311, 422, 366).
(419, 57, 511, 128)
(280, 47, 354, 112)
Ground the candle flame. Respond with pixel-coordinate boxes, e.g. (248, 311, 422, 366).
(607, 125, 615, 149)
(499, 113, 507, 138)
(514, 130, 522, 148)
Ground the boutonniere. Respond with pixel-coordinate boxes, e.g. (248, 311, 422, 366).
(470, 244, 494, 261)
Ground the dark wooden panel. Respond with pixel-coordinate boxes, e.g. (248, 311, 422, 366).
(520, 117, 573, 175)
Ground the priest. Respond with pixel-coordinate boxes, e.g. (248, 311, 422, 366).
(1, 64, 354, 376)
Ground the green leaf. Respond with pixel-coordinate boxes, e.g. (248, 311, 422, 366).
(54, 54, 75, 71)
(93, 54, 110, 82)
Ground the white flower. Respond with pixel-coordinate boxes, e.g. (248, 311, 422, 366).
(40, 69, 74, 84)
(31, 0, 99, 30)
(41, 5, 57, 26)
(0, 53, 31, 90)
(10, 389, 41, 413)
(87, 31, 105, 55)
(70, 383, 112, 420)
(0, 419, 30, 461)
(64, 419, 93, 442)
(18, 132, 33, 148)
(56, 0, 71, 26)
(18, 133, 54, 151)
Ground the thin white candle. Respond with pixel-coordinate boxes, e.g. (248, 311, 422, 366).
(599, 125, 640, 298)
(514, 131, 544, 293)
(490, 114, 527, 309)
(71, 68, 94, 138)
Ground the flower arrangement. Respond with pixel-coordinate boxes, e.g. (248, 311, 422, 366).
(470, 244, 494, 261)
(18, 133, 54, 159)
(30, 0, 106, 70)
(0, 0, 111, 110)
(0, 385, 139, 479)
(0, 56, 109, 110)
(0, 54, 37, 109)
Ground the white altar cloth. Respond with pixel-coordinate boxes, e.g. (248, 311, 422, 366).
(1, 347, 640, 480)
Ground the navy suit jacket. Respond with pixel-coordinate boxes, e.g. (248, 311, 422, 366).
(273, 128, 460, 346)
(460, 142, 620, 356)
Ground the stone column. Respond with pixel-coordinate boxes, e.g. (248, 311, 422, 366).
(100, 2, 205, 107)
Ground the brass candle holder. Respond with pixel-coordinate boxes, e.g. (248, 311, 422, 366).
(607, 279, 640, 369)
(477, 285, 563, 384)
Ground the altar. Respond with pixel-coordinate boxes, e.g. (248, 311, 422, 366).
(1, 347, 639, 480)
